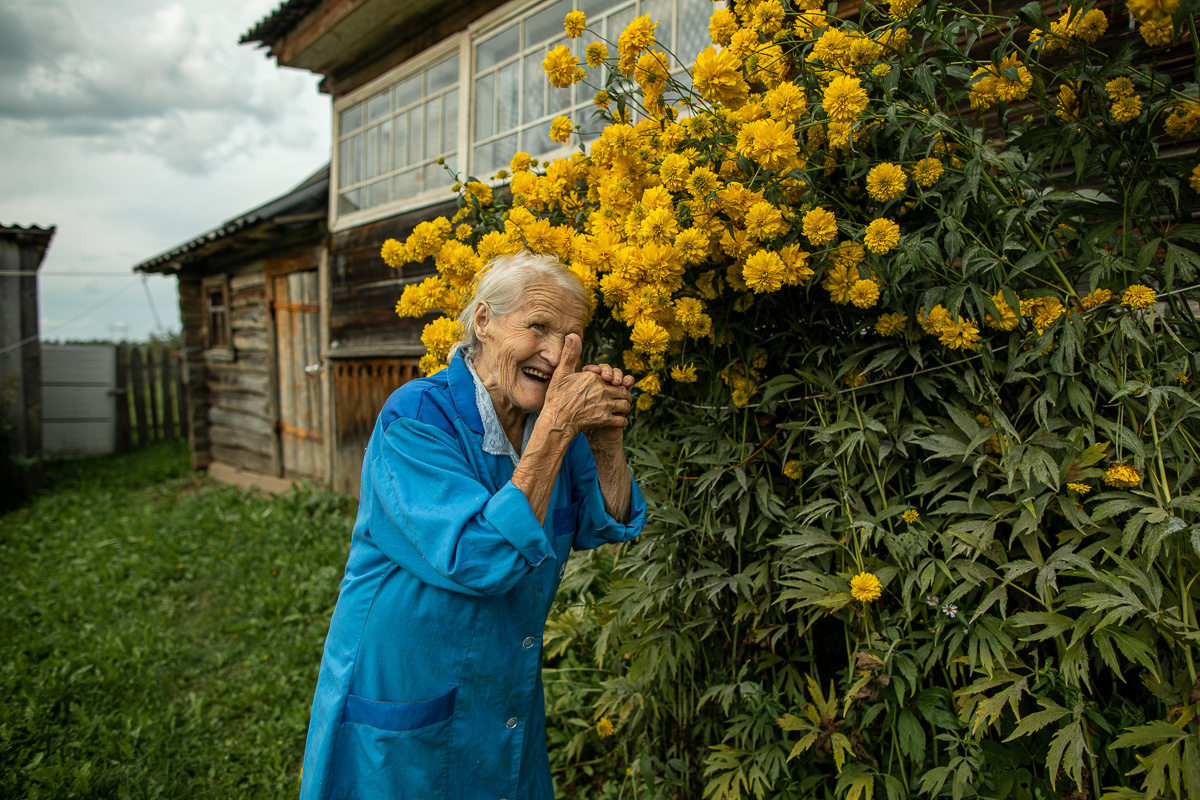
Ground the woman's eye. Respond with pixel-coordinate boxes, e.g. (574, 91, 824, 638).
(530, 323, 544, 333)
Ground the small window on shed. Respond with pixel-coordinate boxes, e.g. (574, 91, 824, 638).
(204, 278, 231, 351)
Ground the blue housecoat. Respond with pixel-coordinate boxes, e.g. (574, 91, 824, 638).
(299, 351, 647, 800)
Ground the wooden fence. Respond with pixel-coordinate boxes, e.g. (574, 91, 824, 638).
(115, 343, 186, 451)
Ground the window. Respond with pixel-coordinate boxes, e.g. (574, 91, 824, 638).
(331, 0, 713, 228)
(336, 50, 461, 216)
(204, 278, 230, 351)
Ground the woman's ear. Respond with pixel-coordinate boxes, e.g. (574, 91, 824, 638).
(473, 302, 491, 341)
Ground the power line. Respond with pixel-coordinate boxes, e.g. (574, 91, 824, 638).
(0, 271, 163, 277)
(141, 273, 165, 334)
(0, 281, 139, 356)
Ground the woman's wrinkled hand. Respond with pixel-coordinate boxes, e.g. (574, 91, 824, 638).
(541, 334, 632, 440)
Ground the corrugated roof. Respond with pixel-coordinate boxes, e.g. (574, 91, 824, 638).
(240, 0, 323, 47)
(133, 165, 329, 274)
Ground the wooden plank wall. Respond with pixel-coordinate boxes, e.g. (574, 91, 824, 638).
(328, 199, 457, 356)
(177, 272, 211, 469)
(331, 357, 421, 496)
(206, 264, 279, 477)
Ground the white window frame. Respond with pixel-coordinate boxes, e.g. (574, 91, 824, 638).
(330, 0, 711, 232)
(331, 35, 469, 232)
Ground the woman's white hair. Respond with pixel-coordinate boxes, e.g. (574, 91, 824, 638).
(450, 251, 587, 361)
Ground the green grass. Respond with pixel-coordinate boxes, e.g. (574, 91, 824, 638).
(0, 442, 356, 799)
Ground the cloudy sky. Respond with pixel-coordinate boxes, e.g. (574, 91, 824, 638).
(0, 0, 330, 342)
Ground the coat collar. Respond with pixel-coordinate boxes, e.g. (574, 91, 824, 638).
(447, 349, 484, 435)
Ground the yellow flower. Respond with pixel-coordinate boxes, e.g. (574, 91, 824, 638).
(802, 207, 838, 246)
(1055, 83, 1079, 123)
(636, 393, 654, 411)
(1112, 94, 1142, 123)
(692, 47, 750, 109)
(751, 0, 787, 35)
(743, 251, 787, 294)
(984, 291, 1020, 331)
(510, 152, 532, 173)
(1190, 163, 1200, 193)
(783, 460, 803, 480)
(887, 0, 922, 18)
(939, 318, 982, 350)
(910, 157, 944, 188)
(865, 163, 907, 202)
(563, 9, 586, 38)
(829, 243, 865, 269)
(543, 45, 584, 89)
(585, 42, 608, 67)
(1106, 77, 1135, 97)
(873, 63, 892, 76)
(1121, 284, 1156, 310)
(597, 717, 615, 738)
(549, 115, 575, 144)
(901, 509, 919, 523)
(636, 373, 661, 395)
(1126, 0, 1179, 23)
(764, 82, 808, 123)
(823, 75, 870, 123)
(744, 202, 789, 241)
(1177, 372, 1190, 385)
(1165, 101, 1200, 139)
(670, 363, 698, 383)
(1067, 483, 1092, 494)
(1081, 288, 1113, 310)
(875, 312, 907, 336)
(708, 8, 738, 45)
(822, 263, 856, 304)
(381, 238, 407, 268)
(850, 572, 883, 602)
(617, 15, 657, 75)
(864, 219, 900, 254)
(1103, 464, 1142, 488)
(593, 90, 611, 110)
(1139, 18, 1175, 46)
(464, 181, 493, 206)
(849, 279, 880, 308)
(631, 319, 670, 355)
(420, 316, 462, 363)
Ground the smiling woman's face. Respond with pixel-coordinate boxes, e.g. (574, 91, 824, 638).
(472, 277, 587, 423)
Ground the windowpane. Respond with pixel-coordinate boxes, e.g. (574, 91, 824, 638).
(337, 189, 362, 214)
(526, 0, 571, 48)
(350, 133, 364, 184)
(474, 75, 494, 140)
(522, 54, 545, 125)
(425, 98, 442, 159)
(497, 61, 520, 134)
(338, 139, 353, 188)
(394, 74, 422, 109)
(339, 103, 363, 134)
(676, 0, 711, 69)
(606, 6, 636, 40)
(425, 162, 449, 189)
(393, 170, 421, 200)
(365, 179, 389, 208)
(426, 56, 458, 94)
(473, 141, 494, 178)
(580, 0, 624, 17)
(642, 0, 671, 48)
(379, 118, 392, 175)
(492, 133, 518, 171)
(477, 24, 518, 71)
(365, 125, 379, 178)
(394, 111, 407, 169)
(443, 89, 459, 153)
(522, 120, 559, 157)
(365, 91, 390, 123)
(408, 103, 424, 166)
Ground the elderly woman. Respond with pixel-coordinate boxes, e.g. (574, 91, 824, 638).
(299, 251, 646, 800)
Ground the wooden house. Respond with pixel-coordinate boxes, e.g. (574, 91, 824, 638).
(237, 0, 713, 494)
(135, 168, 331, 492)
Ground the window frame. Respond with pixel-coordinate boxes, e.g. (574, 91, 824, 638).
(202, 275, 233, 360)
(329, 0, 711, 232)
(331, 34, 469, 232)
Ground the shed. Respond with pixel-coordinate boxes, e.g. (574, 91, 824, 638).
(135, 167, 331, 492)
(0, 223, 54, 507)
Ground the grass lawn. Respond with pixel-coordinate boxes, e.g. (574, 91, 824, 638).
(0, 442, 356, 799)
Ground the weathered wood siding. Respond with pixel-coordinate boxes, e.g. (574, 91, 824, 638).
(331, 357, 421, 496)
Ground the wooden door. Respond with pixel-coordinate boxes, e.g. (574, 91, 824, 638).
(273, 270, 326, 481)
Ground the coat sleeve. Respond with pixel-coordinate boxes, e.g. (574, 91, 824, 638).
(567, 436, 648, 551)
(364, 415, 555, 596)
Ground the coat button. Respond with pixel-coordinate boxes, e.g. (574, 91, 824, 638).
(506, 717, 518, 729)
(522, 636, 536, 649)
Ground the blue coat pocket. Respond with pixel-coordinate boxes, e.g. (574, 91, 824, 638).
(342, 686, 456, 732)
(553, 497, 581, 538)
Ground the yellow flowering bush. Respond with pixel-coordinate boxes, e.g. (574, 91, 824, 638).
(378, 1, 1200, 798)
